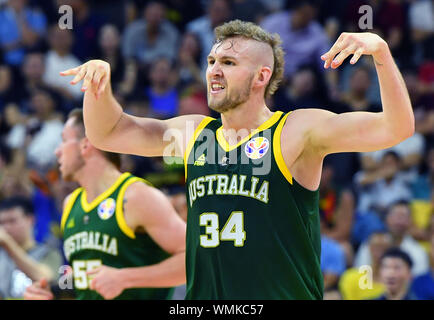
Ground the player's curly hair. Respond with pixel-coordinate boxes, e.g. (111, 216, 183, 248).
(214, 20, 285, 98)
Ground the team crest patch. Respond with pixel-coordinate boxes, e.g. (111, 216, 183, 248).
(97, 198, 116, 220)
(245, 137, 269, 160)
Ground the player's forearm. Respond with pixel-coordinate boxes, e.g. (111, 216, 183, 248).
(4, 240, 54, 281)
(83, 83, 124, 149)
(119, 251, 186, 289)
(374, 44, 415, 141)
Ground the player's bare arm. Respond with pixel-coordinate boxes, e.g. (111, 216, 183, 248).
(282, 32, 414, 190)
(60, 60, 205, 158)
(87, 182, 186, 299)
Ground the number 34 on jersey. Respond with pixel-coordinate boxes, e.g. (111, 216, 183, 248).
(200, 211, 246, 248)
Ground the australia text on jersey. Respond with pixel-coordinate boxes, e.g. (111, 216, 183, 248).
(188, 174, 269, 207)
(64, 231, 118, 261)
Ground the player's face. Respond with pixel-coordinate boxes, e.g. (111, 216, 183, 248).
(206, 38, 256, 113)
(55, 118, 85, 181)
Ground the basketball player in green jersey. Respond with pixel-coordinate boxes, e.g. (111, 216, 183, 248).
(24, 109, 186, 300)
(60, 20, 414, 299)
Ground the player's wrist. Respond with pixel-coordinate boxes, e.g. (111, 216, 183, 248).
(117, 268, 133, 290)
(372, 39, 390, 66)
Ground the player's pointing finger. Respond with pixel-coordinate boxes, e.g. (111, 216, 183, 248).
(60, 67, 80, 76)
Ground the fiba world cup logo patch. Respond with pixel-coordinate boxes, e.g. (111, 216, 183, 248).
(97, 198, 116, 220)
(245, 137, 269, 160)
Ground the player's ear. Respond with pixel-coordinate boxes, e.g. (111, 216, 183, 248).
(79, 137, 93, 155)
(254, 66, 272, 90)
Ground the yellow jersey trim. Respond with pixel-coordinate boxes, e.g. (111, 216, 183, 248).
(60, 187, 83, 233)
(115, 176, 150, 239)
(184, 117, 215, 179)
(273, 112, 293, 185)
(80, 172, 131, 213)
(216, 111, 283, 152)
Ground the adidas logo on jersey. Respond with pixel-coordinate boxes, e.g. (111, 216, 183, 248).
(194, 154, 206, 166)
(66, 218, 75, 229)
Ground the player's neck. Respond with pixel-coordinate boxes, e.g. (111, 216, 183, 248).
(76, 160, 122, 203)
(220, 99, 272, 133)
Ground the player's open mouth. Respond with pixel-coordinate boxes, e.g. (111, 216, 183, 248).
(210, 83, 225, 94)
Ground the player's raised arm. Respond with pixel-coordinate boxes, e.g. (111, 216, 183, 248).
(296, 32, 414, 157)
(60, 60, 205, 157)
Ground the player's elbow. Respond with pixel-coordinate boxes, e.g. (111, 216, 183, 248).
(396, 119, 415, 143)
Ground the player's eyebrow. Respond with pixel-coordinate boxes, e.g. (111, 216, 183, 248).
(207, 55, 238, 61)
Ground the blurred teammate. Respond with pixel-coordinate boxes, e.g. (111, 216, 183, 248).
(24, 109, 186, 300)
(61, 20, 414, 299)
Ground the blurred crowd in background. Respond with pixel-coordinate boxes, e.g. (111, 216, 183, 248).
(0, 0, 433, 299)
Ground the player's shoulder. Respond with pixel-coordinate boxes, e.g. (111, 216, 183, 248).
(62, 187, 83, 210)
(166, 114, 215, 131)
(122, 177, 164, 205)
(283, 108, 336, 131)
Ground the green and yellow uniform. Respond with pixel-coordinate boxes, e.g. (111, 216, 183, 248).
(61, 172, 174, 300)
(184, 111, 323, 299)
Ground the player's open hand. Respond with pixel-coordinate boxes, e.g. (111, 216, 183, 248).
(87, 265, 125, 300)
(321, 32, 388, 69)
(23, 278, 54, 300)
(60, 60, 111, 99)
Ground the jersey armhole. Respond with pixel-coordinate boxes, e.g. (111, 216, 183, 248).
(273, 112, 293, 185)
(183, 116, 214, 180)
(60, 188, 83, 233)
(115, 177, 152, 239)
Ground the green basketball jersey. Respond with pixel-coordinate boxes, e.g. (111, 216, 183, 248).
(184, 111, 323, 300)
(61, 172, 174, 300)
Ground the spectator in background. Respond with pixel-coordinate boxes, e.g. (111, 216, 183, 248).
(354, 201, 429, 278)
(411, 227, 434, 300)
(409, 148, 434, 246)
(0, 0, 47, 66)
(0, 196, 62, 299)
(144, 57, 179, 119)
(339, 232, 392, 300)
(122, 1, 179, 67)
(97, 25, 126, 95)
(20, 53, 46, 102)
(355, 152, 413, 217)
(0, 65, 17, 110)
(232, 0, 266, 24)
(63, 0, 105, 61)
(260, 0, 330, 80)
(375, 248, 417, 300)
(320, 233, 346, 299)
(158, 0, 204, 31)
(43, 26, 83, 102)
(25, 90, 63, 173)
(272, 65, 326, 111)
(318, 162, 355, 267)
(186, 0, 232, 69)
(339, 66, 381, 113)
(404, 68, 434, 149)
(359, 132, 425, 182)
(176, 32, 206, 91)
(409, 0, 434, 64)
